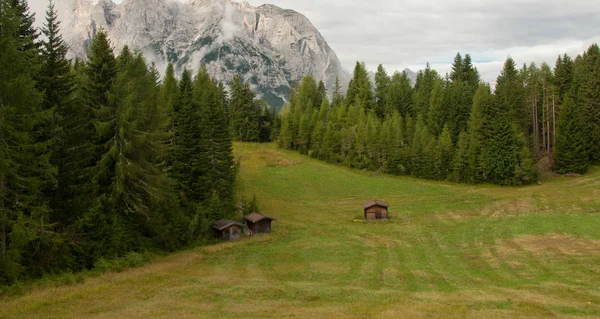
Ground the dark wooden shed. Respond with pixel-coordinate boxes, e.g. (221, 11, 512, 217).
(243, 212, 276, 235)
(362, 200, 389, 220)
(212, 219, 245, 241)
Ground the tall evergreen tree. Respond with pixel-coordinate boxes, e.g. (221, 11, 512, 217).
(479, 96, 520, 185)
(413, 64, 439, 120)
(346, 62, 375, 111)
(427, 79, 445, 136)
(172, 69, 203, 205)
(495, 57, 526, 130)
(374, 64, 390, 117)
(385, 71, 413, 117)
(229, 75, 260, 141)
(194, 67, 235, 215)
(0, 0, 47, 282)
(553, 97, 589, 174)
(8, 0, 38, 52)
(580, 45, 600, 164)
(554, 54, 574, 106)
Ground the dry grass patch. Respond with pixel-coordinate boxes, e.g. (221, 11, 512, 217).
(235, 145, 303, 169)
(485, 234, 600, 258)
(350, 233, 409, 248)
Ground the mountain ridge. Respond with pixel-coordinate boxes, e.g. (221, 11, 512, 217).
(55, 0, 352, 108)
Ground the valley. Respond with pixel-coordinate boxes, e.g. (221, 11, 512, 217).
(2, 143, 599, 318)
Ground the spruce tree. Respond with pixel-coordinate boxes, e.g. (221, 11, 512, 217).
(195, 67, 235, 216)
(466, 83, 492, 182)
(554, 54, 573, 106)
(580, 45, 600, 164)
(321, 122, 341, 163)
(413, 64, 439, 120)
(553, 97, 589, 174)
(346, 62, 375, 111)
(495, 57, 526, 130)
(427, 79, 445, 136)
(480, 96, 520, 185)
(229, 75, 259, 141)
(374, 64, 390, 117)
(0, 0, 47, 282)
(452, 131, 470, 182)
(385, 71, 413, 117)
(172, 68, 203, 204)
(436, 125, 454, 180)
(9, 0, 38, 53)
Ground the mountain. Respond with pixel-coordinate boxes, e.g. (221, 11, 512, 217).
(54, 0, 351, 109)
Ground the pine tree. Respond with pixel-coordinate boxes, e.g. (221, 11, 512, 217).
(553, 97, 589, 174)
(229, 75, 259, 141)
(480, 96, 520, 185)
(580, 45, 600, 164)
(495, 57, 526, 130)
(410, 115, 430, 177)
(332, 76, 344, 108)
(9, 0, 38, 53)
(195, 67, 235, 216)
(466, 83, 492, 182)
(0, 0, 47, 282)
(554, 54, 574, 106)
(296, 111, 313, 154)
(172, 69, 202, 204)
(258, 103, 274, 143)
(278, 107, 294, 149)
(385, 71, 413, 117)
(413, 64, 439, 120)
(427, 79, 445, 136)
(310, 120, 325, 159)
(436, 125, 454, 180)
(321, 122, 341, 163)
(346, 62, 375, 111)
(374, 64, 389, 117)
(452, 131, 470, 182)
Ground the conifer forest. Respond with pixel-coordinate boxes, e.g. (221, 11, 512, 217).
(1, 0, 599, 285)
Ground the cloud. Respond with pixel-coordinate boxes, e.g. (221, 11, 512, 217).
(217, 0, 242, 44)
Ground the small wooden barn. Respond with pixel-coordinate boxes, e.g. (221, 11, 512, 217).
(212, 219, 245, 241)
(243, 212, 276, 235)
(362, 200, 389, 220)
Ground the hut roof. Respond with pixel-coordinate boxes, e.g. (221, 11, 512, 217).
(362, 200, 390, 209)
(244, 212, 277, 223)
(212, 219, 245, 231)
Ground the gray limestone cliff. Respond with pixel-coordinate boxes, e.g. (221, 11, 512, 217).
(55, 0, 351, 109)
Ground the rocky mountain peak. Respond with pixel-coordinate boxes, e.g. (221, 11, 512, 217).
(56, 0, 351, 108)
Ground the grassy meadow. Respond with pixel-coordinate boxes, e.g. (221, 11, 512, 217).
(2, 143, 600, 318)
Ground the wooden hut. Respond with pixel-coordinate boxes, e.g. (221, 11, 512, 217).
(212, 219, 245, 241)
(362, 200, 389, 220)
(243, 212, 276, 235)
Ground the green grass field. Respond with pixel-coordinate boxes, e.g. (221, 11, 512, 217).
(2, 143, 600, 318)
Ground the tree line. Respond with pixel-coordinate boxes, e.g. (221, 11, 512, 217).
(0, 0, 275, 284)
(279, 46, 600, 184)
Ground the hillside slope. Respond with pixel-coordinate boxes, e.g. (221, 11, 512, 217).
(2, 143, 600, 318)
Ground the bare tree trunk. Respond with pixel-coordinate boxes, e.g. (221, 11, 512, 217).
(542, 81, 546, 155)
(552, 89, 556, 155)
(0, 96, 6, 261)
(532, 94, 537, 153)
(547, 92, 551, 155)
(0, 176, 6, 261)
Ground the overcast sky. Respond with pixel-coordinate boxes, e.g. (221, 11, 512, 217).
(31, 0, 600, 83)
